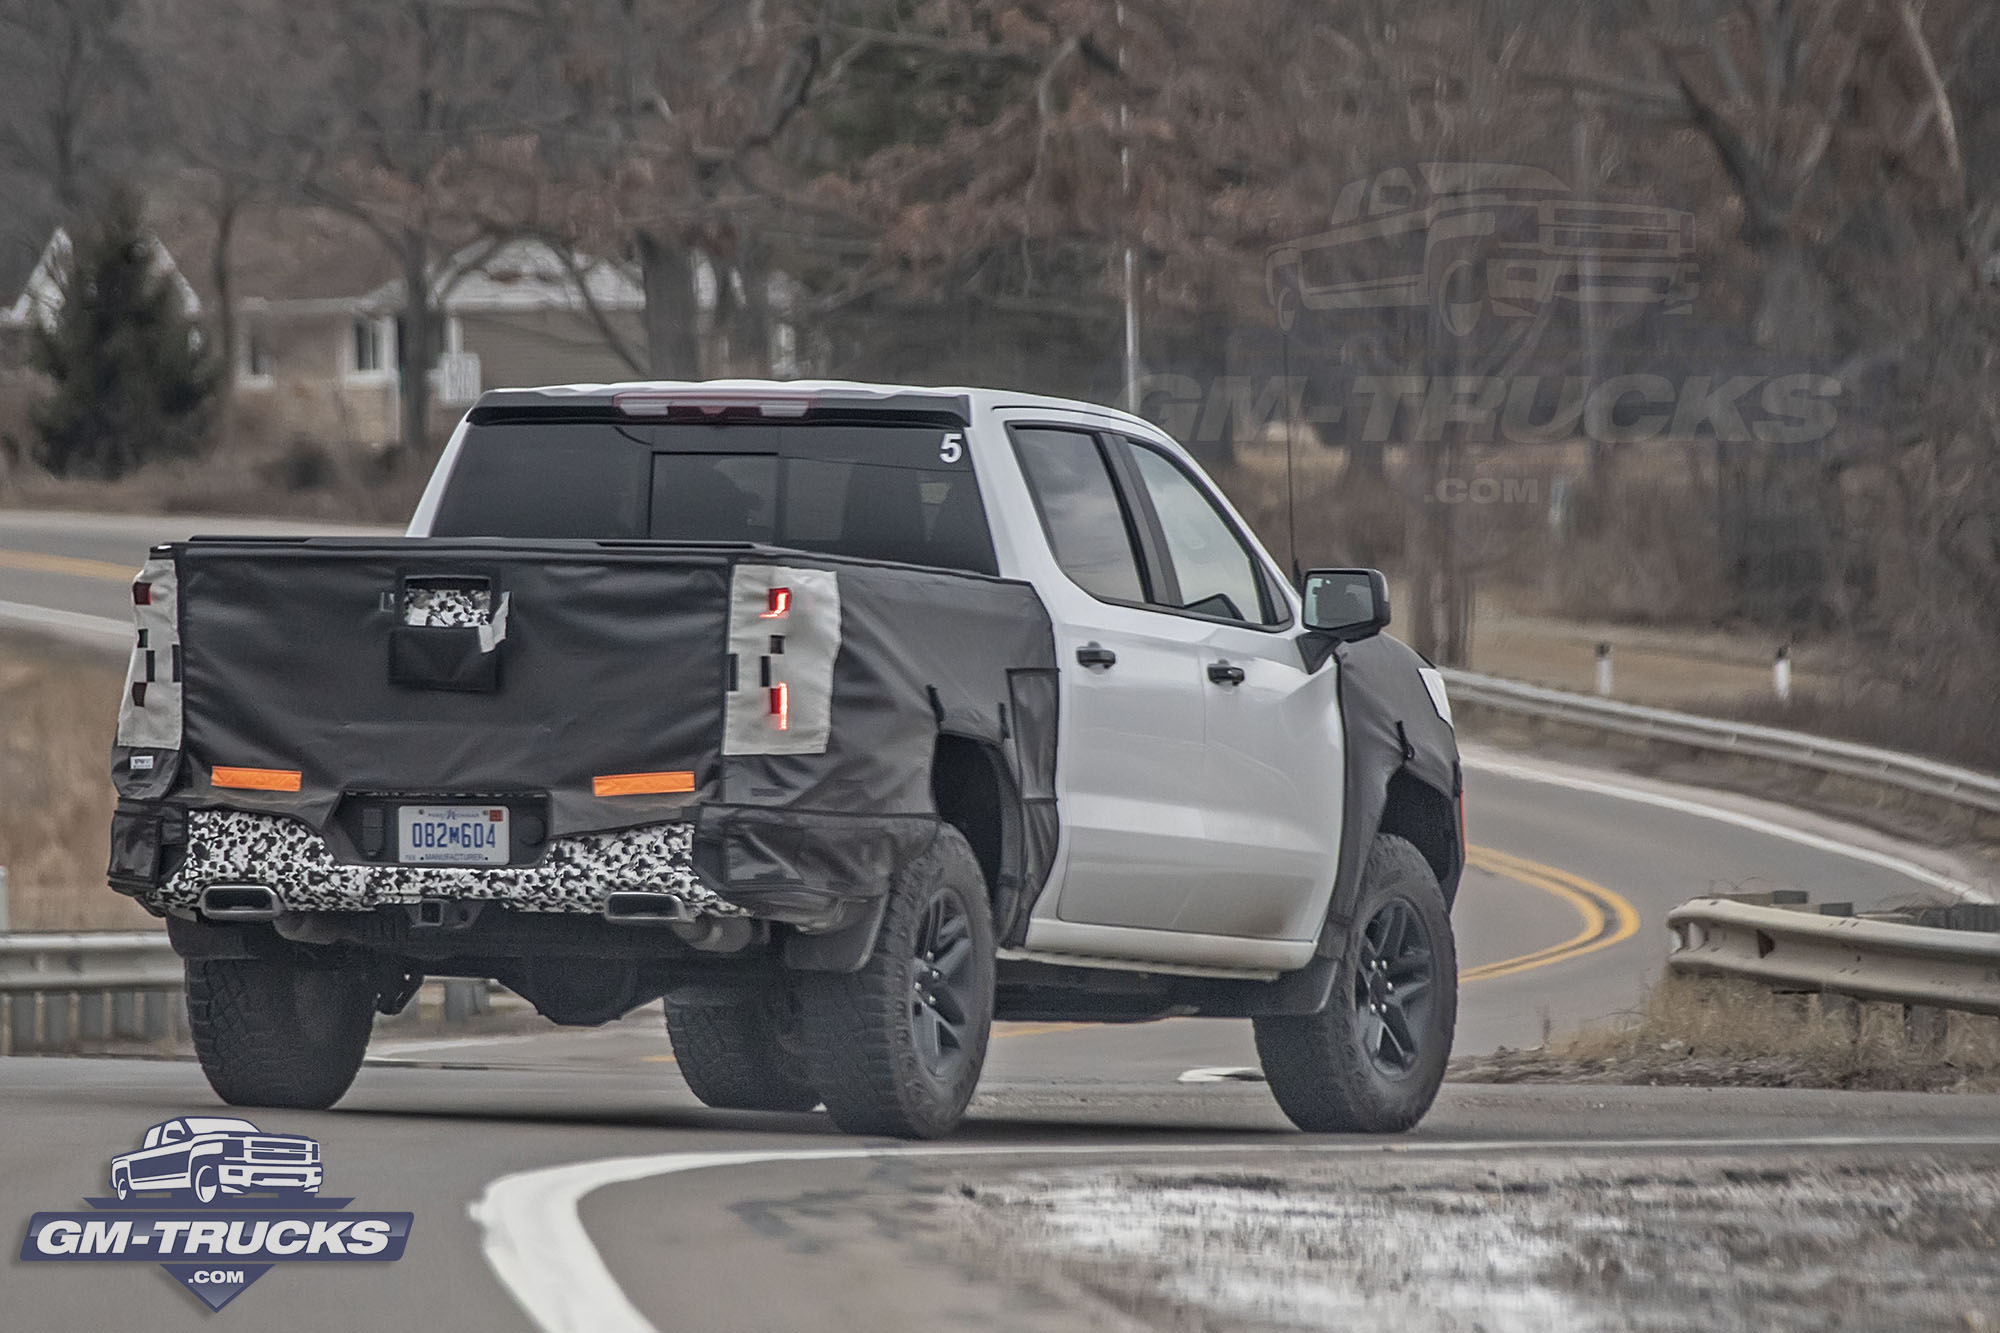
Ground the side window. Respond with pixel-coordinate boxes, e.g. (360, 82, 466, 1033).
(1010, 427, 1146, 603)
(1119, 441, 1279, 626)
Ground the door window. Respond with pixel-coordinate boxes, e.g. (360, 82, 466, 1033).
(1010, 427, 1147, 603)
(1119, 441, 1281, 626)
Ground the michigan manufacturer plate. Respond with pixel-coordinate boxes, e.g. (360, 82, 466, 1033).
(397, 805, 509, 865)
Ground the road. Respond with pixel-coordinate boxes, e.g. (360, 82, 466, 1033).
(2, 508, 1995, 1330)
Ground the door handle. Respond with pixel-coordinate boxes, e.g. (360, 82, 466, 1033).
(1207, 661, 1246, 685)
(1076, 643, 1117, 669)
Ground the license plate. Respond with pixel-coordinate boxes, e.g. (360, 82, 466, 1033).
(398, 805, 510, 865)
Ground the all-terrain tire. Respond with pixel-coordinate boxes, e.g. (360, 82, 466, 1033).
(185, 958, 375, 1111)
(1254, 834, 1458, 1133)
(796, 827, 995, 1139)
(663, 987, 820, 1112)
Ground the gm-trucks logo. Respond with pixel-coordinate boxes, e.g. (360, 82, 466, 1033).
(19, 1116, 412, 1311)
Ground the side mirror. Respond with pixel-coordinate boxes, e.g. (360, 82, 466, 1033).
(1301, 568, 1391, 642)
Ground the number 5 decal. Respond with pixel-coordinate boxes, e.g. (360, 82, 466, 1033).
(939, 432, 965, 464)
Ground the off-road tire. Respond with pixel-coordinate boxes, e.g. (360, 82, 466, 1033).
(1254, 834, 1457, 1133)
(186, 958, 375, 1110)
(663, 987, 820, 1112)
(796, 827, 995, 1139)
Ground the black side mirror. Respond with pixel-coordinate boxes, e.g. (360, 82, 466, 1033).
(1301, 568, 1391, 642)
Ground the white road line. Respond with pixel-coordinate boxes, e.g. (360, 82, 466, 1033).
(1463, 751, 1985, 902)
(0, 598, 129, 649)
(1177, 1067, 1266, 1083)
(470, 1133, 2000, 1333)
(369, 1033, 560, 1057)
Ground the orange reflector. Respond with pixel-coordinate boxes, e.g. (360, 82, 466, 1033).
(212, 766, 302, 792)
(593, 770, 696, 797)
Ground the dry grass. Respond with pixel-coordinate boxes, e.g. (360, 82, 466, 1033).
(0, 430, 433, 524)
(0, 632, 153, 931)
(1454, 974, 2000, 1092)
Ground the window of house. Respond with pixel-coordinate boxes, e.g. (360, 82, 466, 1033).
(351, 317, 389, 375)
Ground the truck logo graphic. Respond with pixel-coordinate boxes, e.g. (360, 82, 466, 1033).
(20, 1118, 411, 1312)
(1266, 161, 1699, 343)
(109, 1117, 324, 1205)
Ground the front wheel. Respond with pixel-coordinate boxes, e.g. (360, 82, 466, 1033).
(796, 827, 995, 1139)
(1254, 834, 1457, 1133)
(192, 1164, 220, 1205)
(186, 958, 375, 1110)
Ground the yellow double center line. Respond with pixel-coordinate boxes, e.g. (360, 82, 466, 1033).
(0, 547, 138, 582)
(1461, 844, 1640, 981)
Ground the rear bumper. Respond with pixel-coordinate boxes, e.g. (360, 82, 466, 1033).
(154, 809, 733, 916)
(133, 804, 941, 937)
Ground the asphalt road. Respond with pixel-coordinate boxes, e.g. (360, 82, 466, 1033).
(3, 508, 1994, 1331)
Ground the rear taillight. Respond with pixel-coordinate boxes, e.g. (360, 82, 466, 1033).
(117, 557, 182, 760)
(724, 565, 838, 756)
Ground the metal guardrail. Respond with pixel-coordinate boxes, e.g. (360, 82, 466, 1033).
(1441, 669, 2000, 816)
(1667, 895, 2000, 1017)
(0, 932, 181, 993)
(0, 933, 184, 1053)
(0, 925, 496, 1052)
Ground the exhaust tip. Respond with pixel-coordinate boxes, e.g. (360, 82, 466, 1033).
(601, 891, 695, 925)
(200, 884, 282, 921)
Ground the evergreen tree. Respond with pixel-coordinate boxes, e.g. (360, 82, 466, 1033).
(29, 191, 217, 479)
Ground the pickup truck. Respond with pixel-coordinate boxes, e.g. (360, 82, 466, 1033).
(109, 1116, 322, 1203)
(107, 381, 1463, 1139)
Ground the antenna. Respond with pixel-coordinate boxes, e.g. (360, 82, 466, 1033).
(1282, 319, 1301, 588)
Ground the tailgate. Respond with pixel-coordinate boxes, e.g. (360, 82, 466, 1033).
(172, 538, 732, 836)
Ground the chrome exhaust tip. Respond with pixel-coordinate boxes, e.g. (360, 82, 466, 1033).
(200, 884, 282, 921)
(601, 891, 695, 925)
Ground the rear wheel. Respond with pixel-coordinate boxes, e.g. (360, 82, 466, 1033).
(797, 828, 994, 1139)
(663, 985, 819, 1113)
(1254, 834, 1457, 1133)
(186, 958, 375, 1111)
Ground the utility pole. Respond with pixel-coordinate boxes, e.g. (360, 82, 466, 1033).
(1118, 3, 1140, 413)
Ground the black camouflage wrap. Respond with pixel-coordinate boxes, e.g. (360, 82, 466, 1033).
(109, 538, 1059, 948)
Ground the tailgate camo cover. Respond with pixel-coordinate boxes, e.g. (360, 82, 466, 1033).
(108, 538, 1059, 938)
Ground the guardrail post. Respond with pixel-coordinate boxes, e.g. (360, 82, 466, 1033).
(3, 994, 26, 1054)
(1594, 643, 1612, 698)
(1773, 646, 1792, 704)
(0, 866, 10, 933)
(112, 990, 138, 1039)
(1820, 992, 1863, 1040)
(442, 979, 487, 1022)
(1904, 1004, 1949, 1050)
(141, 990, 167, 1041)
(44, 992, 75, 1051)
(78, 991, 106, 1042)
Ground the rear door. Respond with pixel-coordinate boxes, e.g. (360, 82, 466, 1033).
(1005, 425, 1216, 932)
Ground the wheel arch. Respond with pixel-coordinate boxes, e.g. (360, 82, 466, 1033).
(1377, 769, 1463, 908)
(930, 732, 1039, 946)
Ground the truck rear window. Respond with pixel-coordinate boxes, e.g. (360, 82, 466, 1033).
(429, 420, 998, 574)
